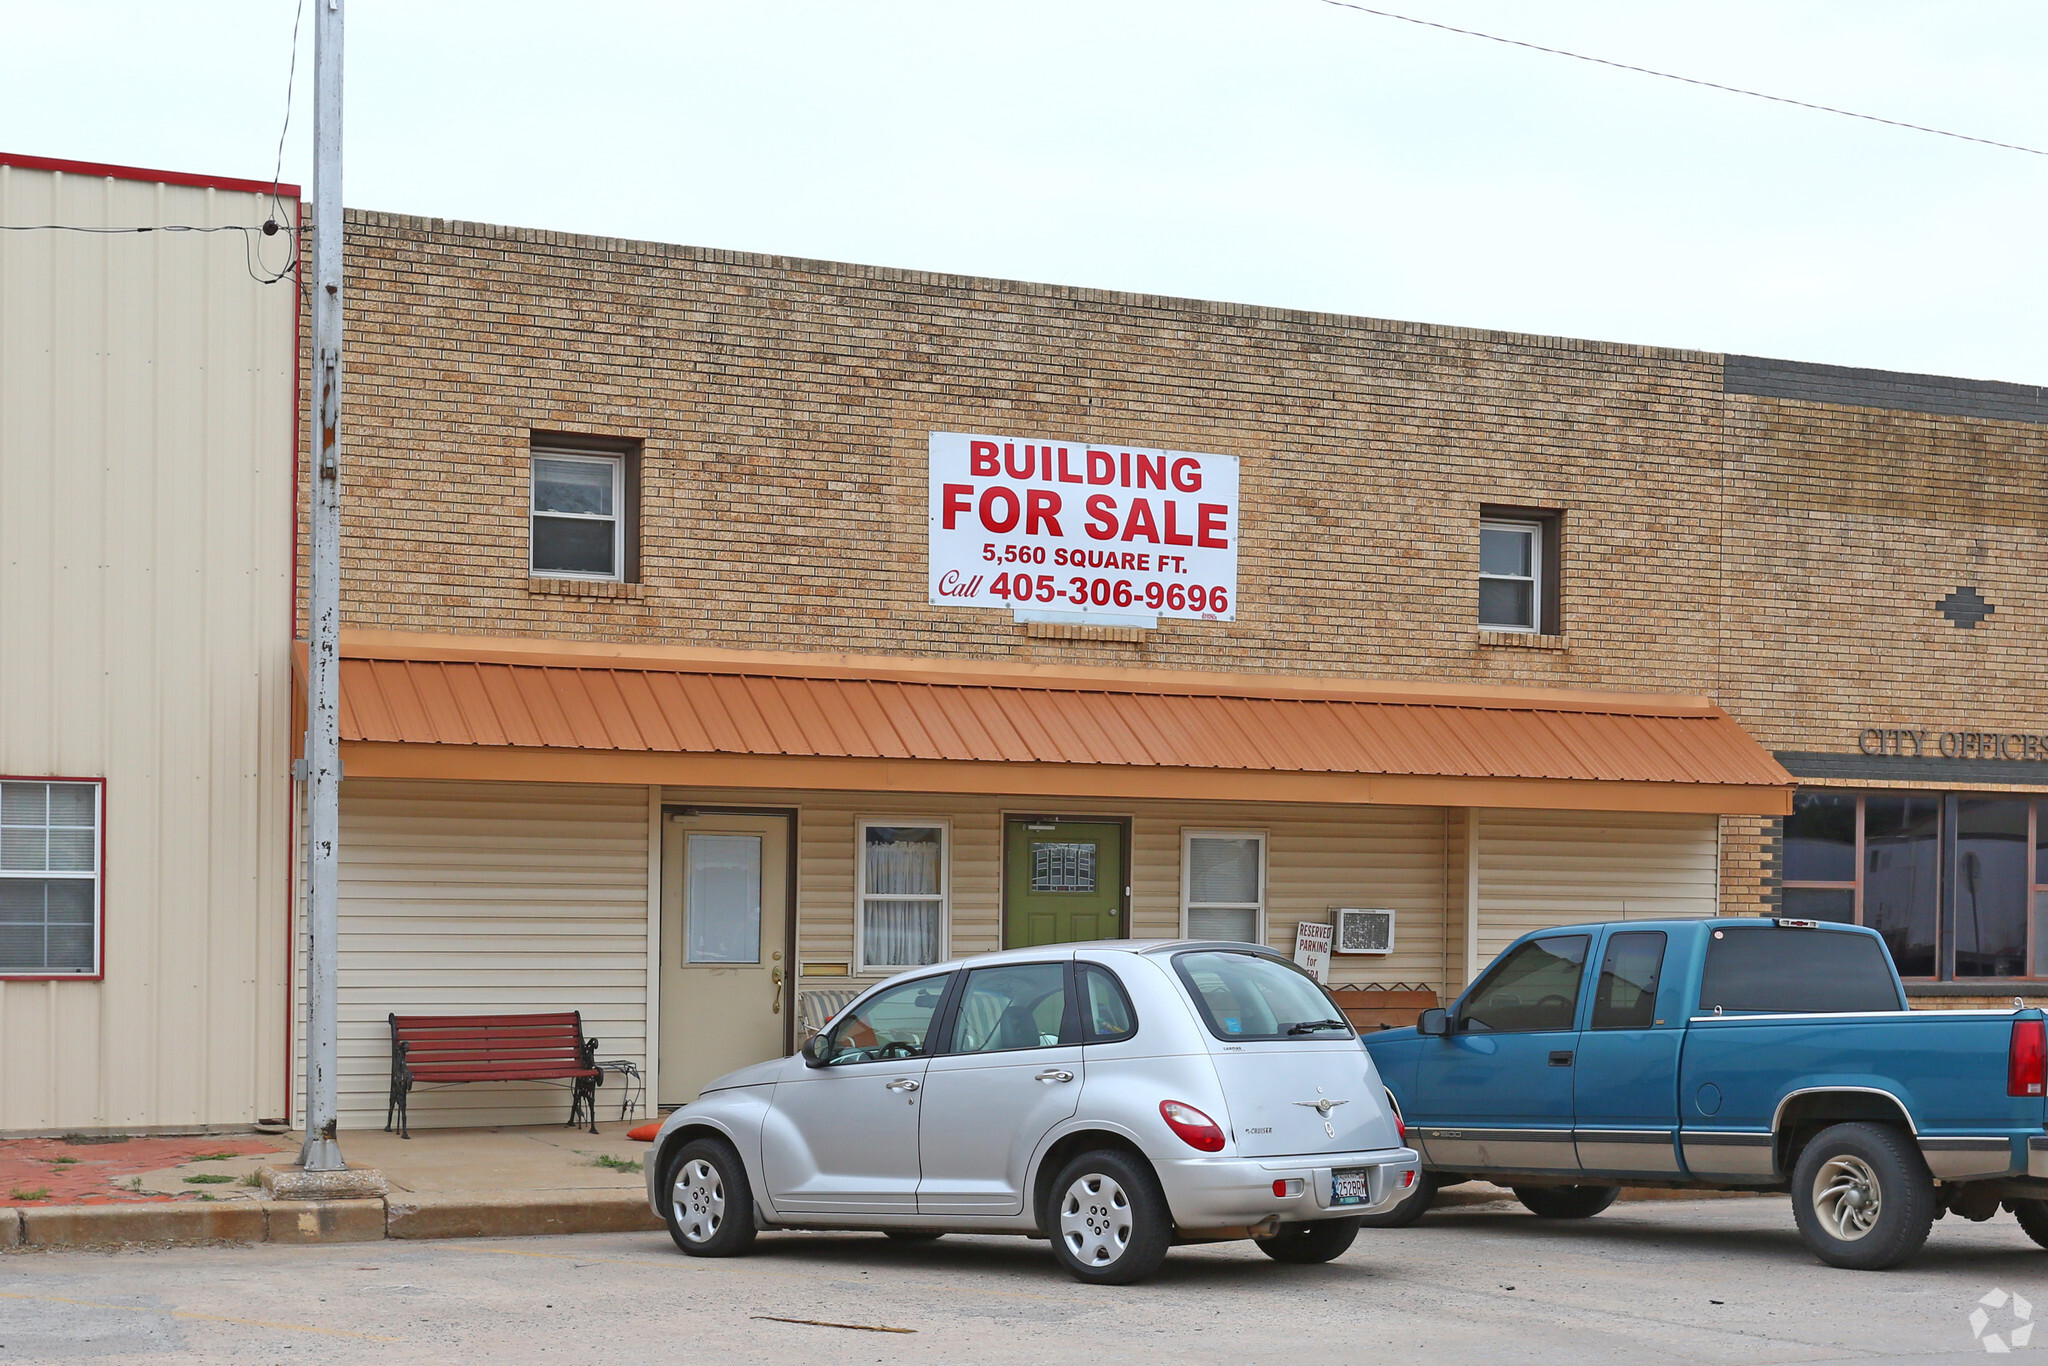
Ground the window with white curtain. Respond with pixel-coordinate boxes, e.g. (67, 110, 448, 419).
(858, 822, 947, 972)
(1182, 830, 1266, 945)
(0, 779, 102, 976)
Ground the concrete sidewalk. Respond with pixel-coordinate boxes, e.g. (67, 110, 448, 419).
(1, 1122, 662, 1251)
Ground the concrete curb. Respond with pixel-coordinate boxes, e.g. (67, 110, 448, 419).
(2, 1192, 658, 1251)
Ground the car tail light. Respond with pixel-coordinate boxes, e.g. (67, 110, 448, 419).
(1271, 1178, 1304, 1198)
(1160, 1099, 1226, 1152)
(1393, 1109, 1406, 1143)
(2011, 1019, 2046, 1098)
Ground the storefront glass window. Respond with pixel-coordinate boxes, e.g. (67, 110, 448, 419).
(860, 824, 945, 971)
(1863, 795, 1939, 978)
(1784, 791, 1856, 882)
(1955, 799, 2029, 978)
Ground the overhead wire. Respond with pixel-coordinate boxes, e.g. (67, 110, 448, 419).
(1317, 0, 2048, 159)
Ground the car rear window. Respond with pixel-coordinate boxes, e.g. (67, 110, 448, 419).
(1172, 950, 1354, 1042)
(1697, 926, 1904, 1014)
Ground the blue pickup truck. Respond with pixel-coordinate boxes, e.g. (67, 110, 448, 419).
(1362, 917, 2048, 1268)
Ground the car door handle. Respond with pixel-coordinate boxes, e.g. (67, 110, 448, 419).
(1035, 1069, 1075, 1083)
(1549, 1051, 1574, 1067)
(885, 1078, 920, 1092)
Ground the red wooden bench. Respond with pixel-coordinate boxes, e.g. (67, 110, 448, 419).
(386, 1012, 601, 1138)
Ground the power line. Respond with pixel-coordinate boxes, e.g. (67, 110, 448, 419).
(0, 221, 299, 285)
(1317, 0, 2048, 159)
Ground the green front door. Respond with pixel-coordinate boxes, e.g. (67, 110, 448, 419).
(1004, 819, 1126, 949)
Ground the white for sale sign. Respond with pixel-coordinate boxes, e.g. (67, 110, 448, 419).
(1293, 921, 1333, 985)
(927, 431, 1239, 621)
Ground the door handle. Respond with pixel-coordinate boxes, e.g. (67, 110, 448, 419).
(885, 1078, 920, 1092)
(1549, 1051, 1575, 1067)
(771, 966, 784, 1015)
(1035, 1069, 1075, 1083)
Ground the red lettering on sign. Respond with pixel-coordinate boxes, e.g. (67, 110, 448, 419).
(970, 441, 999, 477)
(1057, 448, 1083, 483)
(941, 483, 974, 529)
(1085, 494, 1118, 540)
(1170, 458, 1202, 492)
(1198, 503, 1228, 549)
(1005, 443, 1034, 480)
(1026, 489, 1063, 536)
(1122, 498, 1160, 543)
(1162, 501, 1194, 546)
(1135, 453, 1166, 490)
(1087, 449, 1115, 484)
(981, 485, 1021, 533)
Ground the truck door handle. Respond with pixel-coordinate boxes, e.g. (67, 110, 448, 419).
(885, 1078, 920, 1092)
(1035, 1069, 1075, 1083)
(1549, 1051, 1574, 1067)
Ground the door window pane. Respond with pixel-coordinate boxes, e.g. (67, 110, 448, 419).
(685, 833, 761, 964)
(1864, 795, 1939, 978)
(1783, 887, 1856, 923)
(1955, 798, 2030, 978)
(1031, 842, 1097, 892)
(822, 974, 951, 1064)
(1459, 935, 1589, 1033)
(949, 962, 1069, 1053)
(1589, 931, 1667, 1030)
(1784, 791, 1856, 883)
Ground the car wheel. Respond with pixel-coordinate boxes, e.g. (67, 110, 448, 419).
(2010, 1199, 2048, 1250)
(664, 1137, 758, 1258)
(884, 1230, 944, 1242)
(1357, 1171, 1439, 1228)
(1255, 1217, 1361, 1264)
(1790, 1121, 1934, 1271)
(1047, 1149, 1173, 1285)
(1514, 1184, 1620, 1219)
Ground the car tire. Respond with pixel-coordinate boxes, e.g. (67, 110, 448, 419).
(1357, 1171, 1439, 1228)
(884, 1230, 944, 1243)
(1790, 1121, 1934, 1271)
(1513, 1184, 1620, 1219)
(664, 1137, 758, 1258)
(2010, 1199, 2048, 1250)
(1047, 1149, 1174, 1285)
(1255, 1217, 1362, 1264)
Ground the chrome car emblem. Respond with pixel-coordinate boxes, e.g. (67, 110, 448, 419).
(1294, 1097, 1350, 1118)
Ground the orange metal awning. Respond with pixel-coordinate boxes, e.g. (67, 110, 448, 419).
(320, 631, 1793, 815)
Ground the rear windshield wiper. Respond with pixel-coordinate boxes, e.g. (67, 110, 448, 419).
(1286, 1018, 1351, 1035)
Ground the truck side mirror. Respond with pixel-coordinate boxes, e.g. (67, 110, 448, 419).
(1416, 1008, 1450, 1037)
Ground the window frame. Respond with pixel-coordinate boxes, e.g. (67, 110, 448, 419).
(529, 448, 625, 582)
(1179, 827, 1268, 946)
(1456, 933, 1591, 1033)
(855, 816, 951, 975)
(1478, 516, 1544, 633)
(0, 775, 106, 981)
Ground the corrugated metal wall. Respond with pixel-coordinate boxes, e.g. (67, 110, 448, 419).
(0, 164, 296, 1133)
(304, 781, 651, 1130)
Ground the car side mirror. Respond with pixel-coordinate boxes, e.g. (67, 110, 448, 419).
(800, 1033, 834, 1068)
(1416, 1008, 1450, 1037)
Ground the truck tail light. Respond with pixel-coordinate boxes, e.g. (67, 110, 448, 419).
(1160, 1099, 1226, 1152)
(2012, 1019, 2046, 1098)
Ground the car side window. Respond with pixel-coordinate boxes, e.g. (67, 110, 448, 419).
(1078, 963, 1138, 1043)
(821, 973, 951, 1065)
(1589, 931, 1667, 1030)
(1458, 935, 1590, 1033)
(947, 962, 1072, 1053)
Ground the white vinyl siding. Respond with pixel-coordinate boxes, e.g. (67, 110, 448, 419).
(299, 781, 650, 1130)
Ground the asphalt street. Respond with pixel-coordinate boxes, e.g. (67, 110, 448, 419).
(6, 1194, 2048, 1365)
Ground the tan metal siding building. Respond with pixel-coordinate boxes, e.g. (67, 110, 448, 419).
(0, 156, 297, 1134)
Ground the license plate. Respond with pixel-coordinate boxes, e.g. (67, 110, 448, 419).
(1331, 1169, 1370, 1206)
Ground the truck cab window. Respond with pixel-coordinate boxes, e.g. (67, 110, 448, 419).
(1458, 935, 1589, 1033)
(1590, 931, 1667, 1029)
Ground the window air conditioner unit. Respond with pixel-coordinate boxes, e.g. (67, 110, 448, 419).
(1334, 908, 1396, 956)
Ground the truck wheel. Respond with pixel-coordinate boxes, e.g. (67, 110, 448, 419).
(1790, 1121, 1934, 1270)
(2009, 1199, 2048, 1250)
(664, 1137, 759, 1258)
(1047, 1149, 1174, 1285)
(1357, 1172, 1439, 1228)
(1514, 1184, 1620, 1219)
(1256, 1217, 1361, 1263)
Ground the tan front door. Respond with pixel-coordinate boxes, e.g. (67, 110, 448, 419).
(660, 811, 790, 1106)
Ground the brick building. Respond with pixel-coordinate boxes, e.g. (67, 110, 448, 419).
(296, 208, 2045, 1128)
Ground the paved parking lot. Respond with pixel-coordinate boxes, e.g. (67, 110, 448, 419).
(5, 1194, 2047, 1364)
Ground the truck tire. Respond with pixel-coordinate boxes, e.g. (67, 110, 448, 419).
(1256, 1216, 1362, 1263)
(2009, 1198, 2048, 1250)
(1514, 1184, 1619, 1219)
(1357, 1171, 1439, 1227)
(1790, 1121, 1934, 1270)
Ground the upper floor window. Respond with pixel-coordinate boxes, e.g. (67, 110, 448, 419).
(531, 449, 625, 580)
(0, 779, 103, 977)
(1478, 507, 1561, 634)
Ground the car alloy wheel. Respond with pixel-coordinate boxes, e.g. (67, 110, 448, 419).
(674, 1157, 727, 1245)
(1060, 1173, 1133, 1267)
(1812, 1153, 1882, 1241)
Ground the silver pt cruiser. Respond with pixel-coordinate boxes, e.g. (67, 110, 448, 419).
(644, 940, 1420, 1283)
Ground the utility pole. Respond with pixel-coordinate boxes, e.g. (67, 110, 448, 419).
(300, 0, 346, 1175)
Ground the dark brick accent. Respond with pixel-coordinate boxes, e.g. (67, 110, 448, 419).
(1775, 751, 2048, 788)
(1725, 355, 2048, 425)
(1936, 586, 1995, 628)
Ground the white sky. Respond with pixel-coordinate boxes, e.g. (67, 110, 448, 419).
(9, 1, 2046, 383)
